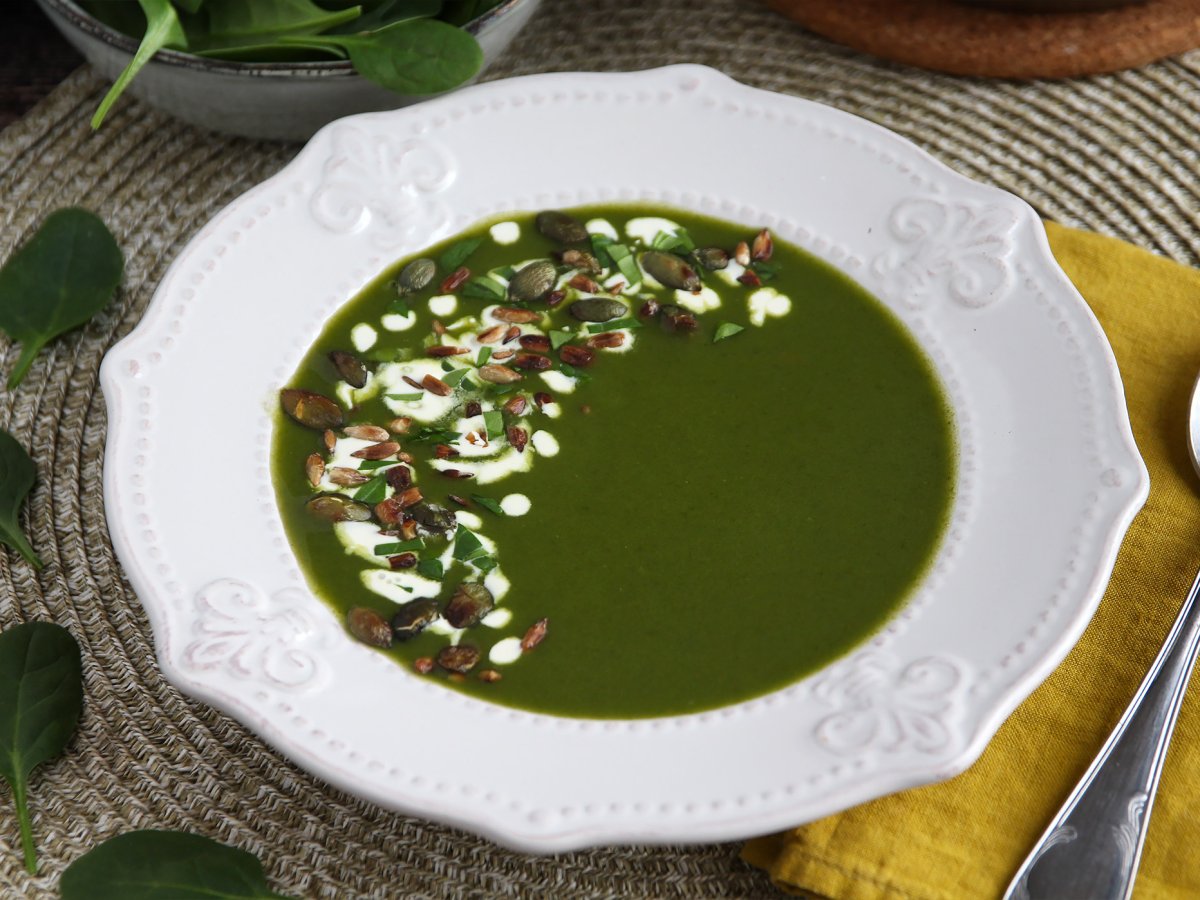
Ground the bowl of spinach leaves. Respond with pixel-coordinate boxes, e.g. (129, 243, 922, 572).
(35, 0, 543, 141)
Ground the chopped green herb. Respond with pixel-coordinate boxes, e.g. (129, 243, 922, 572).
(388, 297, 411, 317)
(713, 322, 745, 343)
(386, 392, 424, 402)
(441, 367, 469, 388)
(470, 494, 505, 516)
(651, 228, 696, 254)
(590, 232, 615, 268)
(586, 317, 641, 333)
(749, 260, 780, 281)
(440, 360, 454, 372)
(476, 346, 492, 367)
(439, 237, 482, 271)
(354, 475, 388, 503)
(473, 556, 499, 573)
(463, 276, 507, 301)
(483, 410, 503, 440)
(550, 330, 574, 351)
(357, 459, 397, 471)
(495, 265, 516, 279)
(417, 558, 444, 580)
(452, 525, 486, 562)
(410, 427, 460, 444)
(374, 539, 424, 555)
(488, 383, 518, 396)
(606, 243, 642, 286)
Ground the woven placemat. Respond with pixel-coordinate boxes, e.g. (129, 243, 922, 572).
(767, 0, 1200, 79)
(3, 1, 1200, 897)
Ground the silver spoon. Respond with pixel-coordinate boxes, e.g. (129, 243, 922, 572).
(1003, 373, 1200, 900)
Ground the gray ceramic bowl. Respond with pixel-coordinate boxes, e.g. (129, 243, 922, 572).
(35, 0, 543, 141)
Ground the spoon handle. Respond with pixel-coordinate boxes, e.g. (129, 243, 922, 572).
(1004, 567, 1200, 900)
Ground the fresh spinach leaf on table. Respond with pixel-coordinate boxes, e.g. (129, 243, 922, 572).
(302, 18, 484, 95)
(82, 0, 504, 126)
(185, 0, 363, 52)
(92, 0, 189, 128)
(0, 431, 42, 570)
(60, 830, 297, 900)
(0, 208, 124, 389)
(0, 623, 82, 874)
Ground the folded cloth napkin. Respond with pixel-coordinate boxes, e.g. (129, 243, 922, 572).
(743, 221, 1200, 899)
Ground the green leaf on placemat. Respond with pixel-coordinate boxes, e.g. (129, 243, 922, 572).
(60, 830, 297, 899)
(0, 622, 82, 874)
(0, 430, 42, 569)
(0, 208, 123, 389)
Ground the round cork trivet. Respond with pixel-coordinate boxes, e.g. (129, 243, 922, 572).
(767, 0, 1200, 79)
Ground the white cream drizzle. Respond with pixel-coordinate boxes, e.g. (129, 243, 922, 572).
(748, 287, 792, 326)
(351, 323, 377, 352)
(490, 221, 519, 244)
(500, 493, 531, 516)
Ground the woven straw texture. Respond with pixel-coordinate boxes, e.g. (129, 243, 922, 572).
(3, 1, 1200, 896)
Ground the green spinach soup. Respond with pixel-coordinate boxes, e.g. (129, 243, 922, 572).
(272, 206, 955, 718)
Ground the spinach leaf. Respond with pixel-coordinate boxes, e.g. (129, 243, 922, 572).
(309, 18, 484, 95)
(0, 209, 123, 389)
(188, 0, 363, 52)
(0, 623, 82, 874)
(60, 830, 296, 899)
(0, 431, 41, 570)
(91, 0, 188, 129)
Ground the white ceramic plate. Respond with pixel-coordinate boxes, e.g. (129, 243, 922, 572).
(100, 65, 1147, 851)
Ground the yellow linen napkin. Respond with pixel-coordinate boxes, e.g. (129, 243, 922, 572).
(743, 221, 1200, 899)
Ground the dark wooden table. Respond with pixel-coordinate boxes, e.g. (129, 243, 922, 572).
(1, 2, 83, 130)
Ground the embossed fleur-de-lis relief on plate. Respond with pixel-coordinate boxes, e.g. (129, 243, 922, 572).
(309, 125, 456, 248)
(184, 579, 325, 690)
(812, 653, 965, 754)
(872, 197, 1018, 308)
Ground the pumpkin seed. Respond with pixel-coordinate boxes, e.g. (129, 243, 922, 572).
(569, 297, 628, 322)
(561, 248, 601, 274)
(391, 598, 440, 641)
(351, 441, 400, 460)
(410, 502, 456, 534)
(641, 250, 701, 291)
(508, 260, 558, 302)
(444, 583, 494, 628)
(491, 306, 540, 324)
(347, 607, 393, 648)
(478, 364, 523, 384)
(477, 324, 506, 343)
(521, 618, 549, 651)
(559, 345, 594, 367)
(344, 425, 390, 442)
(536, 210, 588, 244)
(437, 644, 481, 673)
(307, 494, 371, 522)
(660, 304, 699, 333)
(304, 453, 325, 487)
(752, 228, 773, 261)
(692, 247, 730, 271)
(329, 466, 369, 486)
(512, 352, 552, 371)
(328, 350, 368, 388)
(395, 257, 436, 294)
(280, 388, 344, 430)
